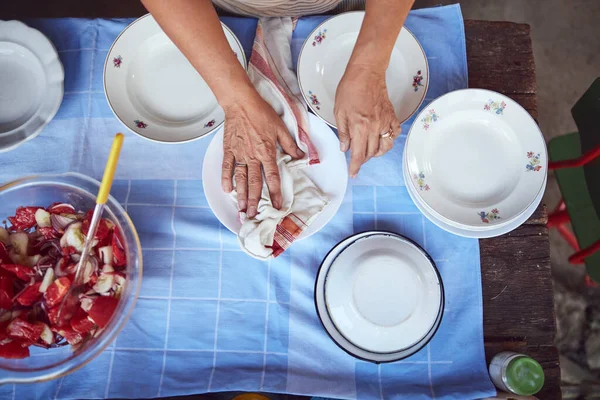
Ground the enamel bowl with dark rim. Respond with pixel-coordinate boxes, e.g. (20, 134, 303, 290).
(315, 231, 444, 363)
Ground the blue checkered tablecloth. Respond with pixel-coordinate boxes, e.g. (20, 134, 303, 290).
(0, 5, 496, 399)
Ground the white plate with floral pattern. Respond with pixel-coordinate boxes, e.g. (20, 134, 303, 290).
(104, 14, 246, 143)
(403, 155, 546, 238)
(404, 89, 547, 230)
(297, 12, 428, 129)
(0, 20, 64, 152)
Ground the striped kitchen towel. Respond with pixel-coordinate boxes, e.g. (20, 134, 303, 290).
(233, 17, 329, 260)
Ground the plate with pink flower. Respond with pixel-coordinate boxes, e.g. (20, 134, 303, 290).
(104, 14, 246, 144)
(404, 89, 547, 231)
(297, 11, 428, 129)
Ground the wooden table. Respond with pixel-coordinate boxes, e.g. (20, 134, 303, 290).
(466, 21, 561, 399)
(1, 2, 560, 398)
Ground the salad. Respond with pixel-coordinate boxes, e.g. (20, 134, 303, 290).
(0, 204, 127, 359)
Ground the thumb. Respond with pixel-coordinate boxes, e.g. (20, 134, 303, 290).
(277, 127, 305, 159)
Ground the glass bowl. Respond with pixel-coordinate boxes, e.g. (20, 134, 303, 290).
(0, 172, 142, 384)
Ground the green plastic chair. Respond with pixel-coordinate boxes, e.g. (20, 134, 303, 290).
(547, 78, 600, 284)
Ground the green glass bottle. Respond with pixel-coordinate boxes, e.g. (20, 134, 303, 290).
(489, 352, 544, 396)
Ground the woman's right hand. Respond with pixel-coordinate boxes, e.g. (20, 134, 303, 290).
(221, 92, 305, 218)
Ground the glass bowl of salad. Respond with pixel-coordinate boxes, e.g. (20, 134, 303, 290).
(0, 172, 142, 383)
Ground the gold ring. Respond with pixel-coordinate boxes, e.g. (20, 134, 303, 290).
(380, 127, 394, 139)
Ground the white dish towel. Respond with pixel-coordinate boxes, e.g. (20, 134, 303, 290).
(230, 17, 329, 260)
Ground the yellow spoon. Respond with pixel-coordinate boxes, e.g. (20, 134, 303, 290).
(57, 133, 124, 323)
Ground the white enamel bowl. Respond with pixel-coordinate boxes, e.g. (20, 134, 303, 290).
(0, 20, 64, 152)
(297, 11, 428, 129)
(315, 231, 444, 362)
(203, 113, 348, 240)
(104, 14, 246, 143)
(404, 89, 547, 231)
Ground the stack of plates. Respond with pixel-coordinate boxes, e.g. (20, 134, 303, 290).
(403, 89, 548, 238)
(315, 232, 444, 362)
(0, 20, 64, 152)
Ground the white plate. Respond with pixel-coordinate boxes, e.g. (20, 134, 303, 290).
(315, 231, 444, 362)
(202, 113, 348, 240)
(104, 14, 246, 143)
(0, 20, 64, 152)
(326, 234, 442, 353)
(297, 12, 428, 128)
(403, 156, 546, 238)
(404, 89, 547, 229)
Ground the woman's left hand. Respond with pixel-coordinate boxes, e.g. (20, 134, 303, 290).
(334, 64, 401, 177)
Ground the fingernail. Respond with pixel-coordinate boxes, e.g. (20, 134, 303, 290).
(273, 199, 281, 209)
(350, 174, 357, 179)
(248, 206, 257, 217)
(340, 142, 349, 152)
(297, 148, 305, 158)
(239, 200, 247, 211)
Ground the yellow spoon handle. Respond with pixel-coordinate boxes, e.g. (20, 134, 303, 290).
(97, 133, 124, 204)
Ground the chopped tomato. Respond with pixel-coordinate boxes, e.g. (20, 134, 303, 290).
(38, 226, 59, 240)
(0, 264, 35, 281)
(0, 202, 127, 359)
(7, 318, 43, 342)
(88, 296, 118, 328)
(112, 228, 126, 267)
(82, 211, 111, 244)
(47, 203, 75, 214)
(47, 306, 62, 327)
(15, 282, 42, 306)
(70, 308, 95, 334)
(0, 276, 13, 310)
(0, 340, 30, 359)
(44, 277, 71, 308)
(8, 206, 42, 231)
(61, 246, 78, 259)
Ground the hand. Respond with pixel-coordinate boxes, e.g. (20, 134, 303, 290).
(334, 65, 401, 177)
(221, 93, 305, 218)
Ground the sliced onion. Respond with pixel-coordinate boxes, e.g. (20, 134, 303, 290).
(81, 259, 96, 284)
(113, 274, 126, 298)
(93, 327, 104, 338)
(41, 239, 62, 257)
(39, 268, 55, 293)
(71, 253, 81, 262)
(35, 209, 52, 228)
(39, 323, 54, 344)
(93, 273, 114, 293)
(60, 222, 85, 251)
(80, 297, 93, 312)
(98, 246, 112, 265)
(51, 214, 76, 232)
(48, 203, 75, 214)
(36, 255, 52, 268)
